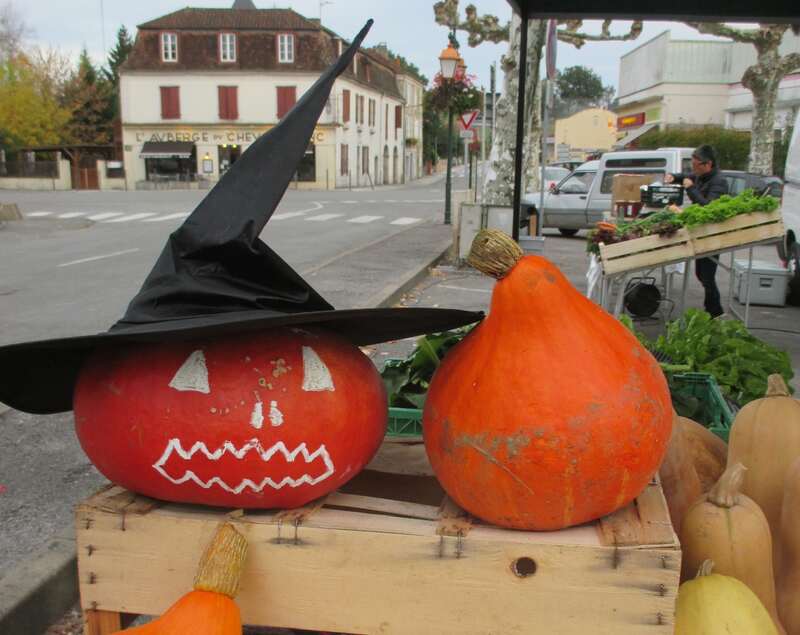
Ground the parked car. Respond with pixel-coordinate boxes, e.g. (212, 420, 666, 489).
(720, 170, 783, 199)
(522, 147, 694, 236)
(549, 160, 583, 173)
(541, 166, 571, 190)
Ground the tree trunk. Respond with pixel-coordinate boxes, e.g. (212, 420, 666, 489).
(482, 16, 546, 205)
(743, 34, 784, 175)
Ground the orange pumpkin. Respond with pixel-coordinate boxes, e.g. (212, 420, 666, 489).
(115, 523, 246, 634)
(423, 230, 672, 530)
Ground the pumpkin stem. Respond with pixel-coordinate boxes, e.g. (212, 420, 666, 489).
(696, 559, 715, 578)
(708, 463, 747, 508)
(467, 229, 524, 279)
(193, 523, 248, 598)
(766, 374, 790, 397)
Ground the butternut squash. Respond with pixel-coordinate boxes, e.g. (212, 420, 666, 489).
(678, 415, 727, 492)
(675, 560, 778, 634)
(778, 457, 800, 635)
(728, 374, 800, 567)
(680, 463, 785, 632)
(659, 412, 702, 533)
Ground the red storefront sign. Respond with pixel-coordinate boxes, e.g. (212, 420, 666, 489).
(617, 112, 646, 130)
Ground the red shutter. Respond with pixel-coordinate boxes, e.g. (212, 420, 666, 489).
(160, 86, 180, 119)
(395, 105, 402, 127)
(219, 86, 238, 120)
(342, 89, 350, 123)
(277, 86, 296, 119)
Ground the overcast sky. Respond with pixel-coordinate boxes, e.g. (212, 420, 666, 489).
(12, 0, 728, 95)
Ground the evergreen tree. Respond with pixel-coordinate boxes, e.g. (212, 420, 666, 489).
(61, 48, 114, 145)
(104, 25, 133, 85)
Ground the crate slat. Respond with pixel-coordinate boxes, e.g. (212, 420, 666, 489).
(599, 229, 693, 275)
(690, 211, 784, 256)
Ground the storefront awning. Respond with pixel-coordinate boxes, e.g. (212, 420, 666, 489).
(613, 123, 658, 149)
(139, 141, 195, 159)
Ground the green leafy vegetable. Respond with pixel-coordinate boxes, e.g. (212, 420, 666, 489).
(380, 325, 476, 408)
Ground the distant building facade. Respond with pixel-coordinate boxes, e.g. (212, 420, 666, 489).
(119, 4, 411, 189)
(614, 31, 800, 148)
(553, 108, 617, 161)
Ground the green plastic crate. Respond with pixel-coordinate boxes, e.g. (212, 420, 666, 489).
(387, 406, 423, 437)
(670, 372, 735, 442)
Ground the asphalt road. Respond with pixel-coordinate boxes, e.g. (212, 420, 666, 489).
(0, 171, 469, 574)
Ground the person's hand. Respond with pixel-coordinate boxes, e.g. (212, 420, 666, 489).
(664, 173, 675, 184)
(682, 177, 694, 189)
(667, 204, 682, 214)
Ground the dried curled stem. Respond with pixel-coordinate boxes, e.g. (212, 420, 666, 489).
(468, 229, 523, 279)
(696, 559, 715, 578)
(194, 523, 248, 598)
(766, 373, 790, 397)
(708, 463, 746, 508)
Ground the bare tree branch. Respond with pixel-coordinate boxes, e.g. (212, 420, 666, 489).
(556, 20, 643, 49)
(684, 21, 760, 43)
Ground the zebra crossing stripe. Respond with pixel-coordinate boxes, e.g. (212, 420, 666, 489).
(348, 215, 383, 223)
(87, 212, 123, 221)
(104, 213, 158, 223)
(306, 213, 344, 222)
(143, 212, 191, 222)
(272, 211, 308, 220)
(27, 211, 53, 217)
(390, 217, 422, 225)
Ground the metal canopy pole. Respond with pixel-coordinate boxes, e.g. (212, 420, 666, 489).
(511, 9, 528, 242)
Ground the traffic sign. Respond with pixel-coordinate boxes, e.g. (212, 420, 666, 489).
(459, 129, 474, 139)
(459, 110, 480, 130)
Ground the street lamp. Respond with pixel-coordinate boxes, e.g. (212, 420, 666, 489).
(439, 42, 461, 225)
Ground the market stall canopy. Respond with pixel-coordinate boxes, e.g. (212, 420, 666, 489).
(614, 124, 658, 150)
(139, 141, 194, 159)
(505, 0, 795, 21)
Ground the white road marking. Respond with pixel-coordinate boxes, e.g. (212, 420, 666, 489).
(57, 248, 140, 268)
(342, 200, 358, 204)
(86, 212, 123, 221)
(390, 217, 422, 225)
(385, 199, 398, 203)
(143, 212, 190, 222)
(348, 215, 383, 223)
(57, 212, 86, 218)
(272, 201, 323, 220)
(439, 284, 492, 294)
(104, 212, 158, 223)
(306, 213, 344, 222)
(27, 211, 53, 217)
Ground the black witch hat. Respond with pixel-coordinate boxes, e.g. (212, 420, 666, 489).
(0, 21, 482, 415)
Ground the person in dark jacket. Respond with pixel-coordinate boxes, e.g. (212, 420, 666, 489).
(665, 144, 729, 317)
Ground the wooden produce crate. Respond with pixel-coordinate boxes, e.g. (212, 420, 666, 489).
(690, 210, 785, 256)
(76, 440, 680, 635)
(599, 228, 694, 276)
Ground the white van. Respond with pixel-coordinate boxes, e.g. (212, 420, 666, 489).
(781, 111, 800, 269)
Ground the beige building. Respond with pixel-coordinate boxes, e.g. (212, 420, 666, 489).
(119, 4, 412, 190)
(553, 108, 617, 160)
(614, 31, 800, 148)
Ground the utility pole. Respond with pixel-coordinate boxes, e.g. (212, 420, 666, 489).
(319, 0, 332, 25)
(490, 63, 496, 147)
(480, 85, 486, 202)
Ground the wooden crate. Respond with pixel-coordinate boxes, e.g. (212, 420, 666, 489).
(76, 440, 680, 635)
(599, 228, 694, 275)
(690, 210, 785, 256)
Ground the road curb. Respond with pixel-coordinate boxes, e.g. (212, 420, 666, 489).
(0, 531, 78, 635)
(372, 238, 452, 309)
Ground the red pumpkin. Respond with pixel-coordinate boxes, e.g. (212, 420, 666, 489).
(423, 230, 672, 530)
(74, 327, 386, 508)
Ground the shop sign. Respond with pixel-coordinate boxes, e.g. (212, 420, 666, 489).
(616, 112, 645, 130)
(132, 128, 327, 145)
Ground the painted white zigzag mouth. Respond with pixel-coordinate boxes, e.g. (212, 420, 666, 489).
(153, 438, 335, 494)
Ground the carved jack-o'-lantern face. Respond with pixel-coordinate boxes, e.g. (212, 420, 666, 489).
(73, 327, 387, 508)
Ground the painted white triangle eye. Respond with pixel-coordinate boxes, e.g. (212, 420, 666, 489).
(169, 350, 210, 394)
(302, 346, 334, 392)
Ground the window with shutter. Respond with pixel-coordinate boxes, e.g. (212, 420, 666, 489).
(395, 105, 402, 139)
(160, 86, 180, 119)
(276, 86, 296, 119)
(342, 89, 350, 123)
(218, 86, 238, 120)
(385, 104, 389, 139)
(340, 144, 348, 176)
